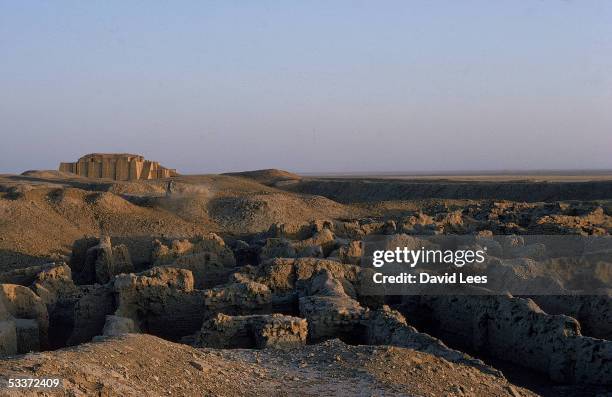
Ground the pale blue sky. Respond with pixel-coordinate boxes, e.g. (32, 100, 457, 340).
(1, 1, 611, 174)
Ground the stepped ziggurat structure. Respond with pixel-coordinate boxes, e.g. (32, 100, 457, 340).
(59, 153, 178, 181)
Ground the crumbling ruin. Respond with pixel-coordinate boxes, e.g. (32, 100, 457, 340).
(195, 313, 308, 349)
(1, 190, 611, 394)
(59, 153, 177, 180)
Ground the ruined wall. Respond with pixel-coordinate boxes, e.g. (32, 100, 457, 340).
(59, 153, 177, 181)
(402, 295, 612, 384)
(113, 268, 206, 340)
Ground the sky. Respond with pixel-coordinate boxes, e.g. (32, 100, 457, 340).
(1, 1, 611, 174)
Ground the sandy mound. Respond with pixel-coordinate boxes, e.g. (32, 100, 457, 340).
(20, 170, 81, 179)
(208, 192, 353, 234)
(0, 173, 354, 267)
(0, 333, 535, 397)
(0, 186, 207, 270)
(223, 169, 302, 186)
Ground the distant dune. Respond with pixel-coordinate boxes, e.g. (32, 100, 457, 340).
(222, 168, 302, 186)
(20, 169, 84, 179)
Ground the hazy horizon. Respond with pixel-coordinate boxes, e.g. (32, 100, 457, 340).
(1, 1, 611, 174)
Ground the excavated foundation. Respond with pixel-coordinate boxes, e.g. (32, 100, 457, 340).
(1, 211, 611, 393)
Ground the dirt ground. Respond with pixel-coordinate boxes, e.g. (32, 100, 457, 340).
(0, 334, 537, 397)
